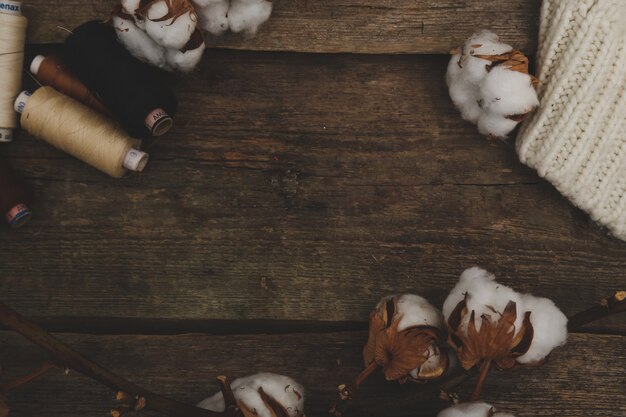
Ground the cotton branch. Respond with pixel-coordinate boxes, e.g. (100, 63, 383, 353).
(567, 291, 626, 331)
(0, 300, 235, 417)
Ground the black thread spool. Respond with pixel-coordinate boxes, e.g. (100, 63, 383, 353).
(0, 161, 32, 228)
(63, 21, 178, 139)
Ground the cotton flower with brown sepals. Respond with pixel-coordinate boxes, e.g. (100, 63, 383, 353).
(446, 31, 539, 138)
(198, 373, 305, 417)
(442, 266, 567, 400)
(336, 294, 450, 406)
(112, 0, 206, 72)
(438, 402, 515, 417)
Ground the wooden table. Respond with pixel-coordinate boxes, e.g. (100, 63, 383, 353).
(1, 1, 625, 416)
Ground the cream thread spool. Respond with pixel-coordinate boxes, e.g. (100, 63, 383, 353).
(15, 87, 149, 178)
(0, 0, 27, 142)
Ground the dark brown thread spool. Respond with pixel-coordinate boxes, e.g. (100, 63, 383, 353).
(0, 161, 32, 228)
(30, 54, 111, 116)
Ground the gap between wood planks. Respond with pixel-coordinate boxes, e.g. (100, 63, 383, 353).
(1, 317, 623, 337)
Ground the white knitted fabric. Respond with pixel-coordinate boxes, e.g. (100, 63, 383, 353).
(516, 0, 626, 240)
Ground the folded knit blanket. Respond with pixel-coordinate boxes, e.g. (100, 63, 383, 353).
(516, 0, 626, 240)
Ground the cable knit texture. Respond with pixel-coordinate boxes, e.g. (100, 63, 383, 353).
(516, 0, 626, 240)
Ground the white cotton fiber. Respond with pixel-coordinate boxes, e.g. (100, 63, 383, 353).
(193, 0, 230, 35)
(121, 0, 141, 14)
(477, 113, 519, 138)
(479, 67, 539, 117)
(192, 0, 273, 36)
(114, 0, 205, 71)
(516, 294, 568, 364)
(392, 294, 444, 331)
(228, 0, 273, 35)
(443, 267, 525, 334)
(445, 31, 538, 137)
(166, 41, 206, 72)
(198, 373, 305, 417)
(448, 80, 482, 123)
(438, 402, 515, 417)
(464, 30, 513, 56)
(144, 1, 198, 50)
(443, 267, 568, 364)
(113, 15, 167, 68)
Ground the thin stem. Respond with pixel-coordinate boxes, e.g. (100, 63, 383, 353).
(568, 291, 626, 331)
(216, 376, 239, 417)
(330, 361, 379, 416)
(0, 362, 56, 392)
(340, 361, 379, 401)
(468, 360, 491, 402)
(0, 301, 228, 417)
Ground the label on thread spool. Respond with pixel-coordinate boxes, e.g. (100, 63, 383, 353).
(5, 203, 31, 228)
(14, 90, 30, 114)
(123, 148, 149, 172)
(145, 108, 173, 137)
(0, 1, 21, 15)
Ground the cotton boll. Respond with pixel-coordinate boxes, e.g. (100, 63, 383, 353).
(480, 66, 539, 117)
(516, 295, 567, 364)
(198, 373, 305, 417)
(448, 81, 481, 123)
(443, 267, 525, 334)
(228, 0, 273, 35)
(476, 113, 519, 138)
(394, 294, 444, 331)
(464, 30, 513, 56)
(121, 0, 141, 14)
(446, 53, 463, 86)
(193, 0, 230, 35)
(144, 1, 197, 50)
(165, 41, 205, 72)
(438, 402, 515, 417)
(112, 15, 167, 69)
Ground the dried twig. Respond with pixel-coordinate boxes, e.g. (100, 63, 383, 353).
(0, 362, 56, 393)
(0, 301, 230, 417)
(567, 291, 626, 331)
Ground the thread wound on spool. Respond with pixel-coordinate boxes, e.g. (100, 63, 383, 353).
(0, 161, 32, 229)
(64, 21, 177, 138)
(0, 3, 27, 141)
(30, 54, 111, 116)
(17, 87, 149, 178)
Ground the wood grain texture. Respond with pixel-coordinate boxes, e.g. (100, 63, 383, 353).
(23, 0, 540, 54)
(1, 331, 624, 417)
(1, 51, 625, 331)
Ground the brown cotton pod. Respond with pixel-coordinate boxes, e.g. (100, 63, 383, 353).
(0, 161, 32, 228)
(446, 295, 534, 371)
(363, 296, 448, 383)
(473, 49, 538, 86)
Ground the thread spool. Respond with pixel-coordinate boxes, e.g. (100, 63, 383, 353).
(64, 21, 177, 138)
(15, 87, 149, 178)
(0, 161, 32, 228)
(30, 54, 111, 116)
(0, 1, 27, 143)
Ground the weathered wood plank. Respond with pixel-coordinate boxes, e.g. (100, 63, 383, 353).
(1, 332, 624, 417)
(1, 51, 625, 330)
(23, 1, 540, 54)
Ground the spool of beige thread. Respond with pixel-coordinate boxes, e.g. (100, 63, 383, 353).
(15, 87, 149, 178)
(0, 0, 27, 142)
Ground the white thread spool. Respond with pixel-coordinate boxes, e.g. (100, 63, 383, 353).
(0, 1, 27, 142)
(14, 88, 149, 177)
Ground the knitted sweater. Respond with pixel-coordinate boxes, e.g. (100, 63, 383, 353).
(516, 0, 626, 240)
